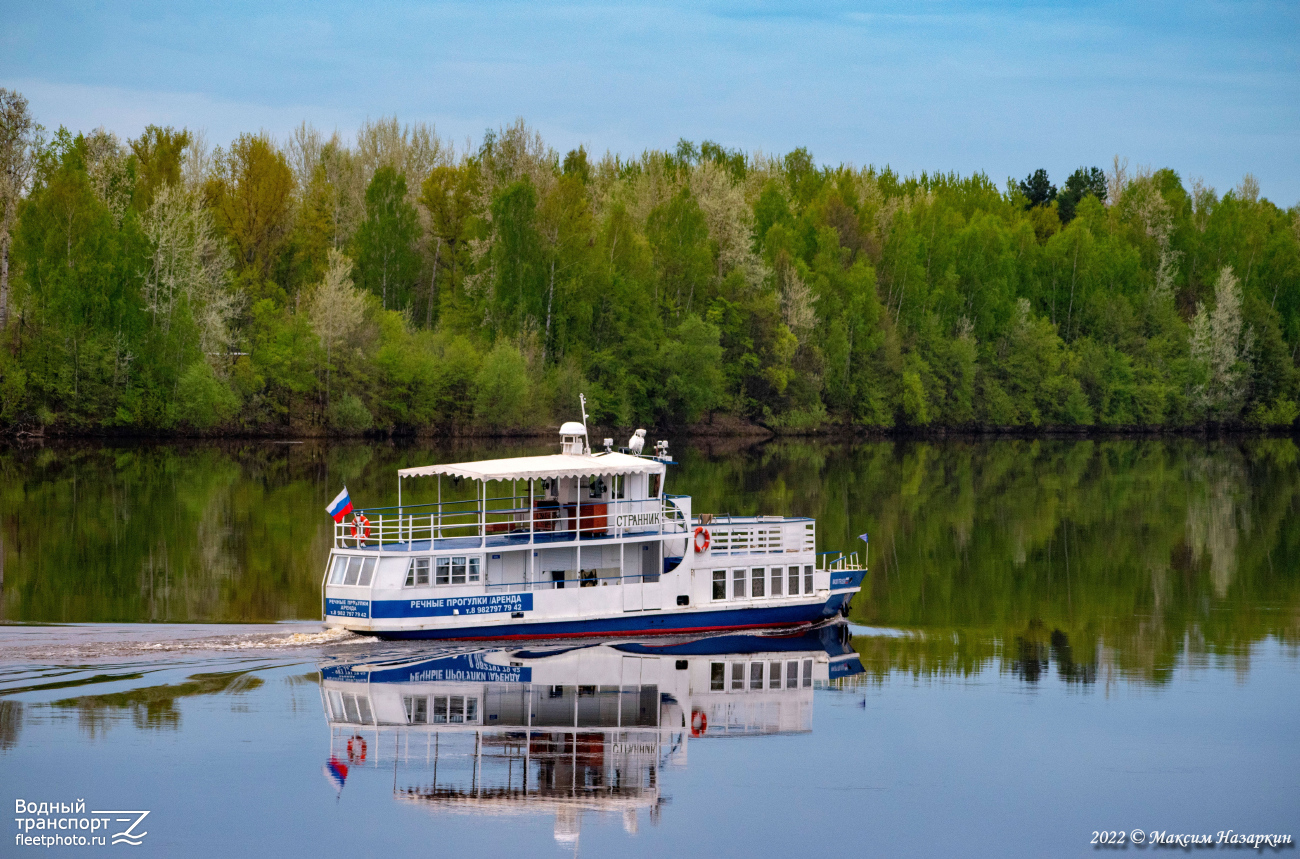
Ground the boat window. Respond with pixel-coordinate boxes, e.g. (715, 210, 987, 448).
(770, 567, 783, 597)
(449, 696, 465, 723)
(751, 568, 765, 598)
(804, 565, 814, 594)
(452, 557, 467, 584)
(732, 569, 746, 599)
(749, 662, 763, 690)
(612, 475, 625, 499)
(769, 661, 782, 689)
(786, 661, 799, 689)
(329, 556, 348, 585)
(731, 662, 745, 691)
(468, 557, 481, 583)
(432, 696, 448, 724)
(802, 658, 813, 688)
(588, 476, 605, 498)
(465, 697, 479, 722)
(327, 691, 345, 720)
(649, 473, 661, 498)
(710, 663, 725, 691)
(356, 696, 373, 723)
(342, 695, 360, 723)
(404, 696, 428, 724)
(357, 557, 376, 587)
(343, 557, 363, 586)
(406, 557, 430, 587)
(712, 570, 726, 600)
(436, 558, 450, 585)
(789, 565, 800, 595)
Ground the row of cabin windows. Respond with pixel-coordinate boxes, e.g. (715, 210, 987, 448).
(326, 690, 374, 723)
(405, 556, 482, 587)
(709, 659, 815, 691)
(328, 556, 377, 587)
(403, 694, 480, 724)
(711, 566, 814, 601)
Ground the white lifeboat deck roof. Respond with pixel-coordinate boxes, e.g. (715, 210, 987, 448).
(398, 452, 662, 483)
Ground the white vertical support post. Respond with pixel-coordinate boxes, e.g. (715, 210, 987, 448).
(528, 478, 535, 590)
(524, 685, 532, 792)
(480, 480, 487, 548)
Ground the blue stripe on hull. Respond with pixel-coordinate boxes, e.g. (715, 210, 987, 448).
(368, 600, 842, 641)
(613, 624, 854, 657)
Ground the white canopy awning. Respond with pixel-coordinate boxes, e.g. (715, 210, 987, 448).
(398, 452, 663, 483)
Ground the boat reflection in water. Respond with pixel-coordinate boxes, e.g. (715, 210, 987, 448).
(319, 624, 863, 844)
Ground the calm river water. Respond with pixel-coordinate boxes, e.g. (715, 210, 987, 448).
(1, 437, 1297, 857)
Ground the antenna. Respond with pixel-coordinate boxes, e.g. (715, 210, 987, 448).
(579, 393, 590, 454)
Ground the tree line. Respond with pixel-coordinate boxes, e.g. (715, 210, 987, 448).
(1, 88, 1298, 434)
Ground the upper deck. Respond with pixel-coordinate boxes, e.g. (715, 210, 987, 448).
(333, 491, 692, 552)
(333, 432, 819, 558)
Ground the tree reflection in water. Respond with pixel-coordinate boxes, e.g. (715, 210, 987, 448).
(1, 437, 1297, 684)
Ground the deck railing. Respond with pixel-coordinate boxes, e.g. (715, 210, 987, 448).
(696, 515, 816, 557)
(816, 550, 866, 571)
(485, 570, 662, 593)
(334, 494, 688, 551)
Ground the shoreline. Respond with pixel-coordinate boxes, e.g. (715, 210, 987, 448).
(5, 421, 1299, 445)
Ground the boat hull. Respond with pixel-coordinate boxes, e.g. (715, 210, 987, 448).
(363, 595, 853, 641)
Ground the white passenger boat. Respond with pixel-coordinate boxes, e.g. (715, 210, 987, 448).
(317, 627, 865, 839)
(322, 413, 866, 640)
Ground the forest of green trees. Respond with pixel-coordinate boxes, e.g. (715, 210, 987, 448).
(1, 87, 1298, 435)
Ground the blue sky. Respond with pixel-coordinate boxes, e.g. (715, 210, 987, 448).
(2, 0, 1297, 203)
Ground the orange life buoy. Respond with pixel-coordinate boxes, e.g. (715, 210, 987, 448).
(690, 709, 708, 737)
(346, 735, 367, 762)
(693, 526, 710, 553)
(351, 514, 371, 542)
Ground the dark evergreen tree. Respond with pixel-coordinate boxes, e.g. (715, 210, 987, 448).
(1057, 166, 1107, 223)
(1018, 168, 1057, 208)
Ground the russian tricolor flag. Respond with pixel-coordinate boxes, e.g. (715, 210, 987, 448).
(323, 756, 349, 794)
(326, 487, 353, 522)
